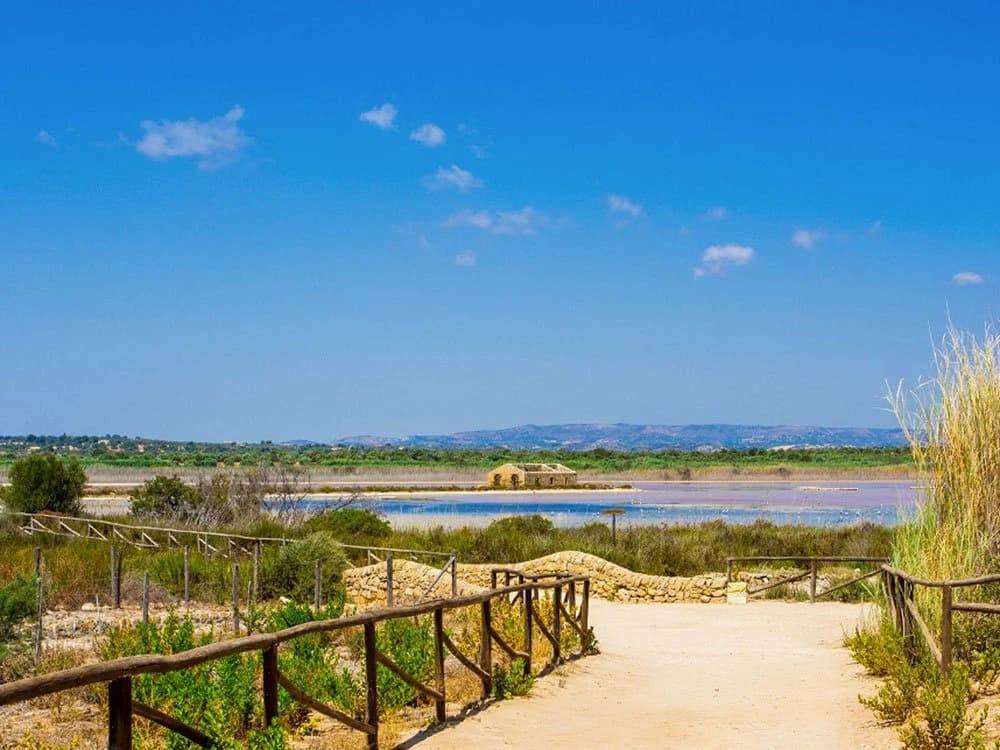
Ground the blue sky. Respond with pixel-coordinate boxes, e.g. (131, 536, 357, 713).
(2, 3, 999, 441)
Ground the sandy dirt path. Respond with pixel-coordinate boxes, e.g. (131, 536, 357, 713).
(410, 599, 897, 750)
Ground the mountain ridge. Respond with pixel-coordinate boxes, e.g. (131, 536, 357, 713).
(332, 423, 907, 451)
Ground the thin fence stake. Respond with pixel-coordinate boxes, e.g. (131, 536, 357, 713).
(232, 563, 240, 634)
(111, 545, 120, 609)
(314, 559, 322, 611)
(33, 546, 41, 577)
(183, 546, 190, 608)
(34, 571, 43, 665)
(450, 553, 458, 598)
(386, 553, 394, 608)
(142, 572, 150, 626)
(253, 541, 261, 603)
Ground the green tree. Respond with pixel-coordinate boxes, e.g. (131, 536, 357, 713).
(4, 454, 85, 514)
(130, 474, 199, 519)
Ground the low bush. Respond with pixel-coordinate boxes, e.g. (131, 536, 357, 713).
(303, 507, 391, 544)
(260, 531, 348, 604)
(492, 658, 533, 699)
(0, 574, 36, 640)
(898, 666, 988, 750)
(375, 617, 436, 711)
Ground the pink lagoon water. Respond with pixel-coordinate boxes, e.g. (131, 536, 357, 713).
(303, 481, 920, 528)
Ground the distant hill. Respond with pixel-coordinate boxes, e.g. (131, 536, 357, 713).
(334, 423, 908, 451)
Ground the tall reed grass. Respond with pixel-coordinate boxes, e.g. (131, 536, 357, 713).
(891, 324, 1000, 581)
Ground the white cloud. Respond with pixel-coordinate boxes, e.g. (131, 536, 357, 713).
(495, 207, 547, 236)
(607, 194, 642, 217)
(470, 144, 487, 159)
(792, 228, 828, 250)
(693, 243, 754, 278)
(704, 206, 728, 220)
(444, 209, 493, 229)
(444, 206, 550, 236)
(136, 105, 250, 170)
(422, 164, 482, 191)
(454, 251, 477, 267)
(410, 123, 445, 146)
(953, 272, 984, 286)
(360, 103, 397, 130)
(35, 130, 57, 147)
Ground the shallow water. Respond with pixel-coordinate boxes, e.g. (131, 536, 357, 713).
(295, 481, 920, 528)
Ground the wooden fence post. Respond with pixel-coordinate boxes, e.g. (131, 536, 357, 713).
(902, 581, 915, 662)
(253, 541, 261, 603)
(386, 554, 394, 607)
(108, 676, 132, 750)
(941, 585, 953, 675)
(34, 571, 43, 664)
(262, 644, 279, 728)
(33, 546, 41, 577)
(364, 622, 379, 750)
(450, 553, 458, 598)
(580, 579, 590, 645)
(111, 545, 121, 609)
(523, 584, 533, 676)
(490, 570, 498, 589)
(433, 608, 446, 723)
(479, 600, 493, 698)
(726, 558, 733, 586)
(314, 559, 322, 611)
(809, 559, 818, 603)
(553, 584, 562, 663)
(183, 546, 190, 608)
(232, 564, 240, 634)
(142, 572, 150, 626)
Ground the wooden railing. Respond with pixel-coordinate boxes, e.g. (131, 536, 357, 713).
(0, 571, 592, 750)
(881, 565, 1000, 676)
(726, 556, 889, 602)
(3, 511, 454, 567)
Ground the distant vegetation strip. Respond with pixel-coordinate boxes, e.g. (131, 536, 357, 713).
(0, 436, 913, 473)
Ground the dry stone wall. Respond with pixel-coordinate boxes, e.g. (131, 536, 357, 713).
(343, 550, 727, 608)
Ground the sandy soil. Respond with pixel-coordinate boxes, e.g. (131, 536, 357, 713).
(408, 599, 897, 750)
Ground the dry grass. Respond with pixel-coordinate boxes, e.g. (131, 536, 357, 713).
(891, 324, 1000, 581)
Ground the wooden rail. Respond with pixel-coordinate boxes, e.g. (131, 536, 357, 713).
(3, 511, 453, 566)
(881, 565, 1000, 676)
(0, 571, 592, 749)
(726, 556, 889, 602)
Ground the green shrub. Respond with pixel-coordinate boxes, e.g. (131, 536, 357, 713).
(848, 616, 907, 679)
(260, 531, 347, 604)
(375, 617, 436, 711)
(130, 475, 199, 519)
(5, 454, 85, 514)
(303, 508, 391, 544)
(493, 658, 533, 699)
(101, 612, 278, 749)
(898, 666, 988, 750)
(0, 574, 36, 640)
(859, 654, 927, 725)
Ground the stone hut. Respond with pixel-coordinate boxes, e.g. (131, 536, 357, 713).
(488, 463, 577, 488)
